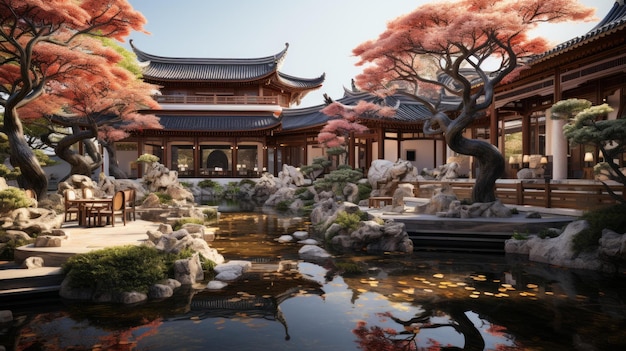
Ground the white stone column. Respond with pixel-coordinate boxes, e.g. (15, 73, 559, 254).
(548, 109, 568, 180)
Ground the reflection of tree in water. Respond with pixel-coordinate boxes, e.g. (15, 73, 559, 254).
(340, 252, 626, 350)
(353, 305, 491, 351)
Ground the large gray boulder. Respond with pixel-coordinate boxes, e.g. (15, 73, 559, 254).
(505, 220, 623, 272)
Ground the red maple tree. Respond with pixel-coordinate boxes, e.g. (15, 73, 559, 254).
(351, 0, 595, 202)
(21, 39, 162, 180)
(0, 0, 148, 199)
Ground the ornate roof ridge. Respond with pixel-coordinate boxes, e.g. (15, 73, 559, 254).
(130, 40, 289, 66)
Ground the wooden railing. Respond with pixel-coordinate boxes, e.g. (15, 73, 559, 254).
(401, 180, 625, 211)
(155, 94, 282, 105)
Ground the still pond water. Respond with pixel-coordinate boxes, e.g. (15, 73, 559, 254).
(4, 211, 626, 350)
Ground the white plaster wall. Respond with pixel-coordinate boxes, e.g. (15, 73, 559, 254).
(384, 139, 398, 161)
(307, 145, 324, 165)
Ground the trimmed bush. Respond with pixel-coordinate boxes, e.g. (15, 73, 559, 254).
(573, 203, 626, 253)
(62, 245, 185, 294)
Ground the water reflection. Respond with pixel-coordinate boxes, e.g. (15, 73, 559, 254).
(3, 213, 626, 350)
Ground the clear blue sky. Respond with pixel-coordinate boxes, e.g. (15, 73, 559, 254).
(126, 0, 614, 108)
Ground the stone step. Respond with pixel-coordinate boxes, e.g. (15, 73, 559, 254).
(0, 267, 64, 298)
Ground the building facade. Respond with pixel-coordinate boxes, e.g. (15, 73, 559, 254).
(115, 2, 626, 181)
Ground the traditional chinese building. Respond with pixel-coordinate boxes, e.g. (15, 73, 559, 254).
(115, 1, 625, 181)
(119, 42, 453, 179)
(492, 0, 626, 180)
(116, 42, 325, 178)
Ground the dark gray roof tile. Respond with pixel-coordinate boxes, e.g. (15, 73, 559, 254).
(157, 114, 280, 131)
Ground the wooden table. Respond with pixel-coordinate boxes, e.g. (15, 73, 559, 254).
(70, 198, 113, 227)
(368, 196, 393, 208)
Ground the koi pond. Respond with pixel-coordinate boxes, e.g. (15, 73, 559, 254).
(3, 211, 626, 350)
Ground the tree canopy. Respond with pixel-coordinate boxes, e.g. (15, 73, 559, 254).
(350, 0, 595, 203)
(554, 99, 626, 198)
(0, 0, 151, 198)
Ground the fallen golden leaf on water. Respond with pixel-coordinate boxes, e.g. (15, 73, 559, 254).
(402, 288, 415, 294)
(526, 283, 538, 289)
(433, 273, 444, 279)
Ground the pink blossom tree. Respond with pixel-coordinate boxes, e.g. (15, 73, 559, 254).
(0, 0, 148, 199)
(352, 0, 595, 203)
(319, 98, 395, 164)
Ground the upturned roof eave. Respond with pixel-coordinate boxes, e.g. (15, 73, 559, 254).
(130, 40, 289, 66)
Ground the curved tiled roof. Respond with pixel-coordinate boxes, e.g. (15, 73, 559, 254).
(281, 89, 440, 131)
(130, 41, 324, 89)
(157, 114, 280, 132)
(532, 1, 626, 63)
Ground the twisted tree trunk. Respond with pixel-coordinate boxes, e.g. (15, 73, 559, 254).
(55, 124, 102, 181)
(446, 112, 504, 203)
(102, 141, 128, 179)
(3, 107, 48, 199)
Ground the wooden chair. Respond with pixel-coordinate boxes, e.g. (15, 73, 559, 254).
(92, 191, 126, 227)
(82, 187, 109, 226)
(64, 189, 80, 222)
(123, 188, 136, 221)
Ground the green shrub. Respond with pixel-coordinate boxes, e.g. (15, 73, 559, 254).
(239, 179, 256, 187)
(0, 188, 35, 213)
(155, 192, 172, 204)
(179, 181, 192, 188)
(62, 246, 172, 294)
(275, 200, 291, 212)
(295, 187, 315, 201)
(512, 230, 528, 240)
(357, 183, 373, 201)
(0, 163, 20, 180)
(0, 232, 34, 260)
(198, 179, 220, 189)
(335, 210, 361, 231)
(573, 204, 626, 253)
(137, 153, 159, 163)
(313, 167, 363, 196)
(172, 217, 205, 231)
(223, 182, 240, 198)
(538, 228, 560, 239)
(202, 208, 219, 222)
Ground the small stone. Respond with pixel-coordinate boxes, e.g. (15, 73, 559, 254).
(22, 256, 44, 269)
(276, 235, 294, 243)
(207, 280, 228, 290)
(292, 231, 308, 240)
